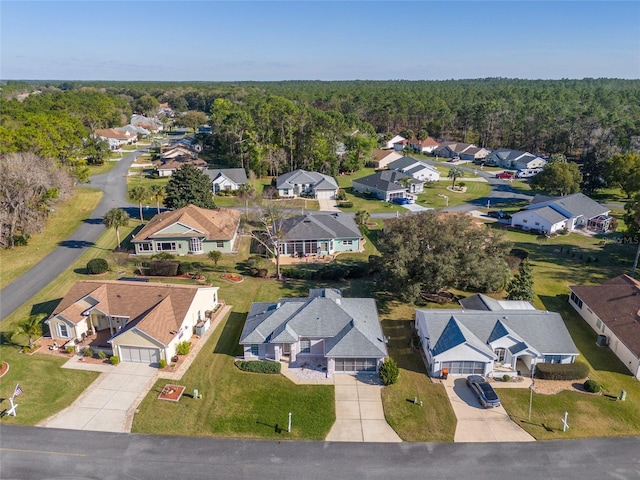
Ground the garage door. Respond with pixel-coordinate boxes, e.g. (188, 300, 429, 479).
(315, 190, 334, 199)
(334, 358, 377, 373)
(120, 346, 160, 364)
(441, 361, 486, 375)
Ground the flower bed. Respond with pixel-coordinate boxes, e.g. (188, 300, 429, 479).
(0, 361, 9, 378)
(158, 384, 185, 402)
(221, 273, 244, 283)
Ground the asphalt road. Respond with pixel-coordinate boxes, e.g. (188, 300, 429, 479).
(0, 149, 144, 321)
(1, 425, 639, 480)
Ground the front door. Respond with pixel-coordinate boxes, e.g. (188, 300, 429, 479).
(283, 344, 291, 355)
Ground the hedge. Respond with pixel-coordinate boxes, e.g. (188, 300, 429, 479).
(87, 258, 109, 274)
(148, 260, 180, 276)
(534, 362, 589, 380)
(236, 360, 281, 374)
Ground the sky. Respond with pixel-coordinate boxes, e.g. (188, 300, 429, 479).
(1, 1, 639, 81)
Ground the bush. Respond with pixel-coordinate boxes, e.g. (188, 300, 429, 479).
(379, 358, 399, 385)
(158, 359, 167, 369)
(237, 360, 281, 374)
(583, 379, 601, 393)
(336, 189, 347, 201)
(148, 260, 180, 276)
(152, 252, 175, 260)
(87, 258, 109, 274)
(178, 262, 194, 275)
(98, 350, 107, 360)
(535, 362, 589, 380)
(110, 355, 120, 365)
(66, 346, 75, 354)
(83, 347, 93, 357)
(338, 201, 354, 208)
(176, 340, 190, 355)
(502, 374, 511, 382)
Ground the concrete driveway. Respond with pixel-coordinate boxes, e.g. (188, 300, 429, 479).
(38, 362, 157, 433)
(318, 197, 340, 212)
(326, 375, 401, 443)
(401, 203, 432, 212)
(442, 377, 535, 442)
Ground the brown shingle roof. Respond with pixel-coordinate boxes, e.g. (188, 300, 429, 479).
(95, 128, 131, 140)
(134, 204, 241, 242)
(154, 157, 207, 171)
(570, 275, 640, 357)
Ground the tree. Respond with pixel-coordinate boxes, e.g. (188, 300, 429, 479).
(83, 137, 110, 165)
(103, 208, 129, 249)
(529, 161, 582, 196)
(605, 153, 640, 198)
(164, 164, 216, 210)
(377, 211, 512, 302)
(12, 313, 44, 349)
(129, 184, 149, 223)
(506, 259, 534, 301)
(149, 184, 166, 214)
(243, 204, 291, 280)
(208, 250, 222, 267)
(178, 110, 209, 134)
(448, 166, 464, 188)
(355, 210, 370, 226)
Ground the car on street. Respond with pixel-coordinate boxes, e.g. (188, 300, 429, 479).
(391, 197, 410, 205)
(466, 375, 501, 408)
(495, 171, 515, 179)
(487, 210, 511, 220)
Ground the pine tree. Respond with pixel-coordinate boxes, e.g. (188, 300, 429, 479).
(165, 164, 216, 210)
(506, 259, 534, 301)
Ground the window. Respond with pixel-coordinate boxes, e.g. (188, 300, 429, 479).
(544, 355, 563, 364)
(189, 238, 203, 253)
(534, 222, 540, 226)
(157, 242, 176, 251)
(138, 242, 153, 252)
(441, 361, 485, 375)
(299, 338, 311, 354)
(57, 323, 69, 338)
(570, 291, 583, 309)
(523, 219, 528, 224)
(216, 241, 225, 248)
(596, 318, 603, 331)
(250, 344, 259, 356)
(343, 240, 353, 246)
(494, 348, 506, 363)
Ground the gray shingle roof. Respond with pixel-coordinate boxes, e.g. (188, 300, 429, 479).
(280, 214, 361, 241)
(352, 170, 420, 193)
(527, 206, 571, 224)
(206, 168, 248, 185)
(277, 169, 338, 190)
(528, 193, 610, 220)
(459, 293, 536, 311)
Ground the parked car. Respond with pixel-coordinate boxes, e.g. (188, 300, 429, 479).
(466, 375, 501, 408)
(391, 197, 409, 205)
(487, 210, 511, 220)
(495, 171, 515, 179)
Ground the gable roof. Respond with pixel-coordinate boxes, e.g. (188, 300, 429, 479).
(459, 293, 536, 311)
(205, 168, 248, 185)
(387, 156, 439, 174)
(94, 128, 132, 140)
(240, 289, 387, 358)
(154, 157, 207, 171)
(277, 169, 338, 191)
(51, 280, 217, 346)
(488, 148, 545, 164)
(133, 205, 240, 242)
(527, 193, 610, 220)
(570, 275, 640, 358)
(280, 213, 362, 241)
(407, 137, 439, 148)
(352, 170, 420, 193)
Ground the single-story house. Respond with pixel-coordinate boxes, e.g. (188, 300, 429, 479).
(415, 308, 579, 378)
(387, 156, 441, 182)
(459, 293, 536, 311)
(277, 213, 363, 256)
(94, 128, 137, 151)
(393, 139, 410, 151)
(352, 170, 424, 201)
(116, 124, 150, 137)
(131, 114, 163, 132)
(240, 288, 388, 377)
(46, 280, 219, 364)
(510, 193, 612, 234)
(160, 145, 200, 158)
(206, 168, 248, 193)
(407, 137, 440, 154)
(485, 148, 547, 170)
(434, 142, 491, 161)
(369, 149, 404, 169)
(154, 156, 208, 177)
(383, 135, 406, 150)
(132, 204, 241, 256)
(569, 275, 640, 379)
(276, 169, 339, 199)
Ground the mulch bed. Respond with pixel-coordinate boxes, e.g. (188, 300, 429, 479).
(221, 273, 244, 283)
(0, 361, 9, 378)
(158, 384, 185, 402)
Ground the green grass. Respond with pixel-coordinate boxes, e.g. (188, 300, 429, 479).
(0, 188, 103, 289)
(87, 161, 117, 176)
(418, 181, 492, 208)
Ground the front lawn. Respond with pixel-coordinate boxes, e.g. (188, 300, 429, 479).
(418, 181, 492, 208)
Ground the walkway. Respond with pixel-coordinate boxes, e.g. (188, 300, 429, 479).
(317, 197, 341, 212)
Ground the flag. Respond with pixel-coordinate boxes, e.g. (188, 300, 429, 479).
(12, 384, 23, 398)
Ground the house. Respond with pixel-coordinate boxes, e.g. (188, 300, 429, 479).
(383, 134, 406, 150)
(277, 213, 363, 256)
(393, 139, 409, 151)
(132, 204, 241, 256)
(154, 156, 208, 177)
(407, 137, 440, 154)
(160, 145, 200, 158)
(94, 128, 137, 151)
(569, 275, 640, 379)
(510, 193, 612, 234)
(387, 156, 441, 182)
(116, 124, 150, 137)
(239, 288, 388, 377)
(459, 293, 536, 312)
(434, 142, 491, 161)
(46, 280, 220, 364)
(352, 170, 424, 202)
(205, 168, 248, 193)
(276, 169, 339, 199)
(415, 308, 579, 378)
(369, 149, 404, 169)
(131, 114, 163, 133)
(485, 148, 547, 171)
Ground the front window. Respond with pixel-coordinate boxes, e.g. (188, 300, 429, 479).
(189, 238, 203, 253)
(57, 323, 69, 338)
(299, 338, 311, 354)
(157, 242, 176, 251)
(250, 344, 259, 356)
(138, 242, 153, 252)
(544, 355, 563, 364)
(494, 348, 506, 363)
(216, 241, 224, 248)
(343, 240, 353, 246)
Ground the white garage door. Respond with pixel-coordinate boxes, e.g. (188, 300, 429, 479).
(120, 346, 160, 364)
(315, 190, 334, 199)
(441, 361, 486, 375)
(334, 358, 377, 373)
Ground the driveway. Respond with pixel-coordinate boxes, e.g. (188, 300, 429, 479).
(325, 374, 401, 443)
(38, 361, 157, 433)
(318, 197, 340, 212)
(401, 203, 432, 212)
(442, 377, 535, 442)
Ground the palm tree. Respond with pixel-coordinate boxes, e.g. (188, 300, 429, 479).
(129, 185, 149, 223)
(448, 167, 464, 189)
(103, 208, 130, 249)
(355, 210, 370, 226)
(149, 184, 166, 214)
(12, 313, 44, 349)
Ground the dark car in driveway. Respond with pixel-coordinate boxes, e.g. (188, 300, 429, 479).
(466, 375, 501, 408)
(391, 197, 409, 205)
(487, 210, 511, 220)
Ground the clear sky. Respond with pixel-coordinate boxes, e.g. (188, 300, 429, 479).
(2, 1, 639, 81)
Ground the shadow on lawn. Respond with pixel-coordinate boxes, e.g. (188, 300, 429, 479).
(383, 319, 428, 376)
(256, 420, 284, 434)
(213, 311, 245, 356)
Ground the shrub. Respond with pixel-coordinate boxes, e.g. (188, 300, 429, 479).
(237, 360, 281, 374)
(535, 362, 589, 380)
(148, 260, 180, 276)
(158, 359, 167, 369)
(83, 347, 93, 357)
(178, 262, 194, 275)
(98, 350, 107, 360)
(336, 189, 347, 201)
(583, 379, 601, 393)
(502, 374, 511, 382)
(379, 358, 399, 385)
(87, 258, 109, 274)
(258, 268, 268, 278)
(176, 340, 190, 355)
(338, 201, 354, 208)
(152, 252, 175, 260)
(110, 355, 120, 365)
(13, 233, 30, 246)
(65, 346, 75, 354)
